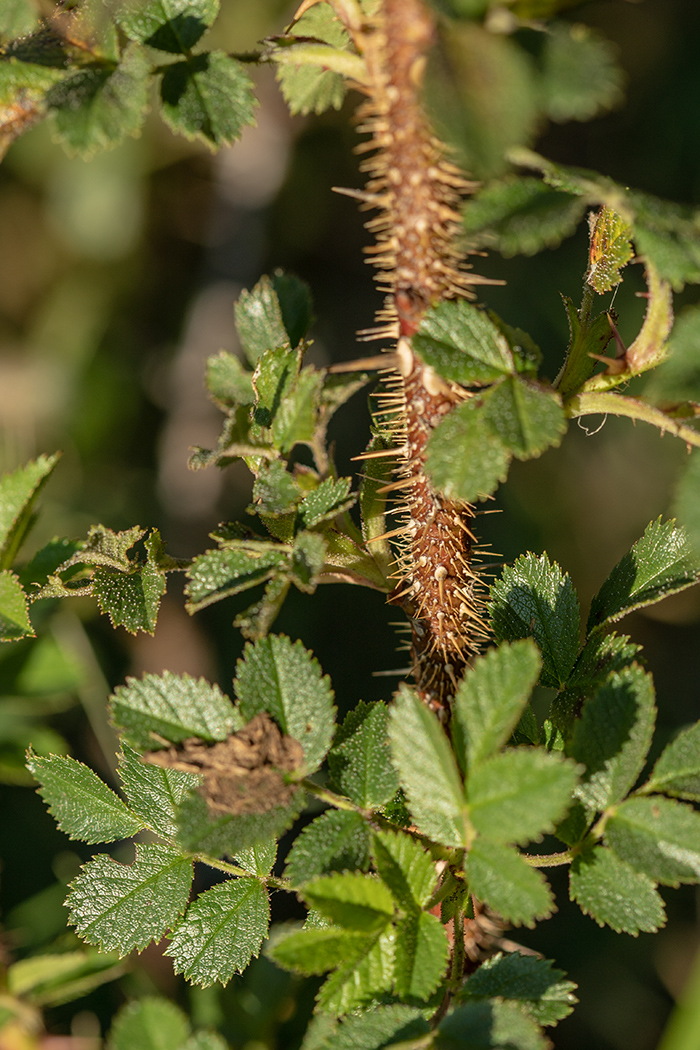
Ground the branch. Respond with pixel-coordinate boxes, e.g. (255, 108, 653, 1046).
(565, 391, 700, 449)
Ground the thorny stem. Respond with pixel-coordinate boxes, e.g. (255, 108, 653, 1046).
(521, 849, 574, 868)
(566, 391, 700, 449)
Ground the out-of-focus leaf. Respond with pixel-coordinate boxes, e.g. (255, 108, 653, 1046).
(117, 0, 219, 54)
(107, 997, 190, 1050)
(268, 925, 375, 977)
(274, 5, 349, 116)
(205, 352, 255, 408)
(304, 1005, 429, 1050)
(315, 927, 396, 1015)
(234, 276, 289, 365)
(436, 1000, 548, 1050)
(8, 949, 124, 1008)
(0, 0, 39, 40)
(160, 51, 257, 150)
(462, 176, 587, 256)
(0, 453, 60, 569)
(645, 721, 700, 801)
(299, 872, 394, 933)
(648, 306, 700, 402)
(426, 397, 511, 503)
(0, 570, 33, 641)
(540, 23, 624, 123)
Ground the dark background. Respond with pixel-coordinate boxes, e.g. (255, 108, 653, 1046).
(1, 1, 700, 1047)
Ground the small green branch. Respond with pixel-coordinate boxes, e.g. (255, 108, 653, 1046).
(449, 910, 466, 992)
(565, 391, 700, 448)
(554, 282, 598, 399)
(520, 850, 574, 868)
(194, 852, 292, 892)
(299, 777, 370, 816)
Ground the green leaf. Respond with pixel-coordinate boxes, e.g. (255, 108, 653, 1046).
(160, 51, 257, 150)
(560, 631, 642, 705)
(205, 351, 255, 408)
(413, 299, 514, 385)
(27, 750, 144, 844)
(489, 553, 581, 689)
(646, 721, 700, 800)
(372, 830, 437, 912)
(269, 925, 374, 976)
(465, 840, 554, 926)
(299, 872, 394, 933)
(605, 795, 700, 886)
(117, 742, 197, 839)
(462, 176, 587, 256)
(7, 949, 124, 1009)
(185, 546, 288, 612)
(252, 460, 302, 516)
(587, 518, 700, 634)
(462, 951, 577, 1026)
(674, 449, 700, 557)
(234, 276, 289, 366)
(570, 665, 656, 812)
(485, 377, 566, 460)
(389, 685, 468, 848)
(0, 570, 33, 641)
(285, 810, 370, 886)
(569, 844, 665, 935)
(467, 749, 579, 845)
(66, 843, 193, 955)
(182, 1034, 229, 1050)
(308, 1005, 429, 1050)
(110, 671, 237, 750)
(93, 533, 167, 635)
(437, 1000, 548, 1050)
(394, 910, 449, 1000)
(586, 205, 634, 293)
(234, 635, 335, 773)
(556, 298, 615, 399)
(290, 530, 327, 592)
(271, 271, 314, 348)
(275, 5, 349, 116)
(234, 575, 291, 642)
(648, 306, 700, 402)
(328, 701, 398, 808)
(540, 23, 623, 123)
(315, 927, 396, 1016)
(234, 838, 277, 876)
(273, 367, 325, 454)
(426, 398, 511, 503)
(166, 878, 269, 986)
(107, 997, 190, 1050)
(301, 477, 354, 528)
(117, 0, 219, 53)
(453, 640, 542, 773)
(0, 453, 59, 569)
(0, 0, 39, 40)
(48, 45, 150, 158)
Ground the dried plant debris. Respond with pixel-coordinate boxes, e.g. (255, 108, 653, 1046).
(143, 712, 304, 816)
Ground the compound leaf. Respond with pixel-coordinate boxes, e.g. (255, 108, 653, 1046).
(175, 787, 304, 858)
(275, 5, 349, 116)
(328, 701, 398, 808)
(372, 830, 437, 912)
(285, 810, 370, 886)
(166, 878, 269, 986)
(389, 685, 468, 849)
(234, 635, 335, 773)
(110, 672, 237, 751)
(315, 927, 396, 1016)
(27, 750, 144, 844)
(66, 843, 193, 955)
(489, 553, 581, 689)
(485, 377, 566, 460)
(587, 518, 700, 633)
(465, 840, 554, 927)
(160, 51, 257, 150)
(569, 844, 665, 935)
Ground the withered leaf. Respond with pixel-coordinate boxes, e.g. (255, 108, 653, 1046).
(143, 712, 304, 817)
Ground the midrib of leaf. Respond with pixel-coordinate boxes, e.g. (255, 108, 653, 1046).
(82, 854, 189, 935)
(184, 880, 261, 961)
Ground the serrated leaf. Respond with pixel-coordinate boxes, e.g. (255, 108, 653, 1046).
(426, 397, 511, 503)
(393, 911, 449, 1000)
(271, 271, 313, 348)
(372, 830, 437, 912)
(389, 685, 468, 848)
(234, 635, 335, 773)
(453, 640, 542, 773)
(118, 742, 197, 839)
(117, 0, 219, 53)
(107, 997, 190, 1050)
(166, 878, 269, 986)
(275, 6, 349, 116)
(47, 45, 150, 157)
(274, 367, 325, 453)
(290, 531, 327, 592)
(569, 844, 665, 935)
(310, 1004, 429, 1050)
(300, 872, 394, 933)
(27, 750, 144, 844)
(8, 948, 125, 1008)
(570, 665, 656, 812)
(560, 631, 642, 702)
(252, 460, 302, 516)
(485, 377, 566, 460)
(205, 351, 255, 408)
(269, 925, 376, 976)
(413, 299, 514, 385)
(467, 749, 579, 845)
(489, 553, 581, 689)
(540, 23, 623, 124)
(315, 926, 396, 1016)
(0, 453, 59, 568)
(185, 546, 288, 612)
(587, 205, 634, 293)
(234, 838, 277, 876)
(176, 786, 304, 857)
(587, 518, 700, 634)
(328, 701, 398, 808)
(111, 671, 237, 750)
(234, 276, 289, 365)
(462, 951, 577, 1026)
(462, 176, 586, 256)
(646, 722, 700, 800)
(0, 569, 33, 641)
(234, 575, 291, 642)
(605, 795, 700, 885)
(160, 51, 257, 150)
(93, 545, 166, 635)
(285, 810, 370, 886)
(465, 840, 554, 926)
(66, 843, 193, 955)
(557, 298, 615, 399)
(437, 1000, 547, 1050)
(301, 477, 354, 528)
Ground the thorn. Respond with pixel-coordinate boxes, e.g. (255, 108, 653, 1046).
(328, 353, 398, 373)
